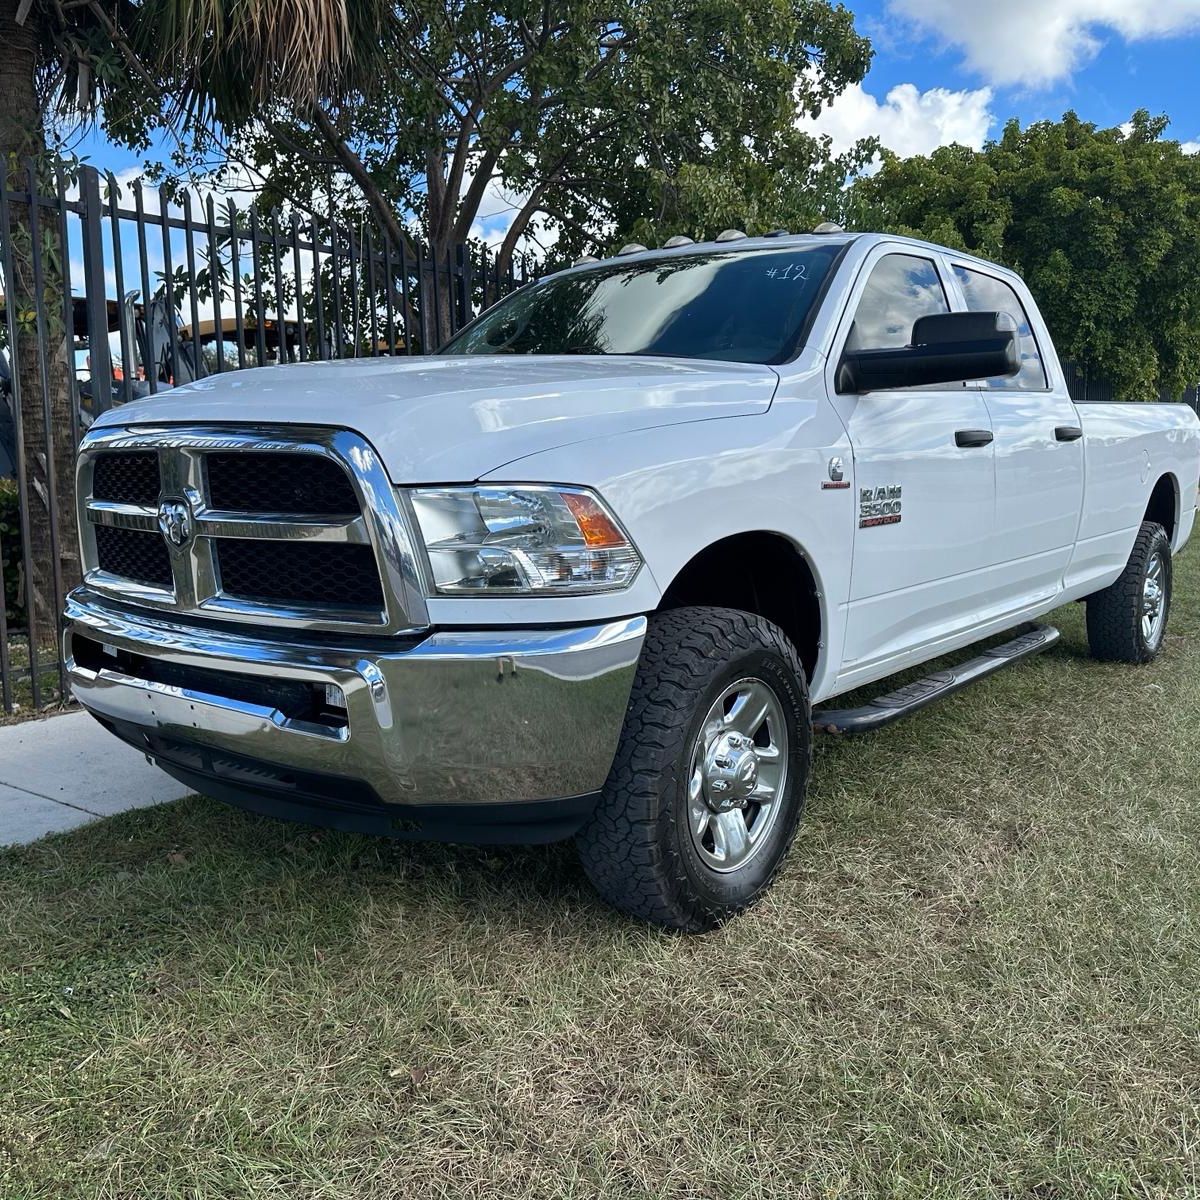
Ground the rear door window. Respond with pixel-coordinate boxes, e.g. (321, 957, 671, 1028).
(952, 266, 1048, 390)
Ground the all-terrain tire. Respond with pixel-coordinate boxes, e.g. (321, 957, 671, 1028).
(576, 606, 811, 932)
(1085, 520, 1173, 664)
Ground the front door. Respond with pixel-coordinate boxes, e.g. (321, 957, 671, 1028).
(828, 249, 997, 681)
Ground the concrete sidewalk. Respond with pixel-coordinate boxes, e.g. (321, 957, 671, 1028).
(0, 711, 191, 846)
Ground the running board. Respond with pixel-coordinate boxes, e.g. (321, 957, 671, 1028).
(813, 624, 1061, 736)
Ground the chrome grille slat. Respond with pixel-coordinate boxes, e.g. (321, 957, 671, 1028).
(86, 501, 159, 533)
(195, 513, 371, 544)
(76, 426, 430, 635)
(150, 443, 209, 609)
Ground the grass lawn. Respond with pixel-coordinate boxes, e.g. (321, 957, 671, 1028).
(2, 552, 1199, 1199)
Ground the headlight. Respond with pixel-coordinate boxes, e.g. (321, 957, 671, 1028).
(409, 486, 642, 595)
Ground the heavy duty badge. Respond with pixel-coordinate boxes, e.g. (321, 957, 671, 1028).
(859, 485, 902, 528)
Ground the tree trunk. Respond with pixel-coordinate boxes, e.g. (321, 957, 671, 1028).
(1, 0, 81, 651)
(427, 238, 457, 348)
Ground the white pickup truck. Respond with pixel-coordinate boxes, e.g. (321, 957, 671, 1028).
(65, 230, 1200, 930)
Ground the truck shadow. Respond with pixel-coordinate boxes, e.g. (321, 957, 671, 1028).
(2, 594, 1148, 984)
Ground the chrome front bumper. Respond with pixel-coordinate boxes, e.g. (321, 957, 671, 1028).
(64, 589, 646, 820)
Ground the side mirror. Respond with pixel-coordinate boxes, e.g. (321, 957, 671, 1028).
(836, 311, 1020, 394)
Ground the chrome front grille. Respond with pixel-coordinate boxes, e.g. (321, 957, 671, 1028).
(76, 425, 429, 635)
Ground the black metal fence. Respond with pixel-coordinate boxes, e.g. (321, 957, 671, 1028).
(0, 159, 529, 716)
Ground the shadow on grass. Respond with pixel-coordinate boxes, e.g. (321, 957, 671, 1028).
(0, 588, 1121, 959)
(3, 788, 641, 953)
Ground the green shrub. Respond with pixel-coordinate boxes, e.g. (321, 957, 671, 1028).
(0, 478, 24, 628)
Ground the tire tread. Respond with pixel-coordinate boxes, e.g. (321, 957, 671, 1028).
(1086, 520, 1172, 663)
(576, 606, 810, 931)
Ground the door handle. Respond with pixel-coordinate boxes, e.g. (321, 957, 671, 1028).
(1055, 425, 1084, 442)
(955, 429, 994, 448)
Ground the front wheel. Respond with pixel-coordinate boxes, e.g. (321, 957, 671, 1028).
(576, 607, 811, 932)
(1086, 520, 1173, 663)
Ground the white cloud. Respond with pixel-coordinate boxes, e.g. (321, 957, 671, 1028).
(888, 0, 1200, 88)
(460, 160, 564, 260)
(459, 156, 530, 249)
(805, 81, 995, 159)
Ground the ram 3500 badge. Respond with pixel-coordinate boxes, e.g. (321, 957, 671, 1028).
(65, 230, 1200, 931)
(859, 485, 903, 528)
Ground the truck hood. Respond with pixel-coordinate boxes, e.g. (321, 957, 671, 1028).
(92, 355, 779, 482)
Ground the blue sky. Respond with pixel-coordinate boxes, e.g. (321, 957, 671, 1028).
(806, 0, 1200, 159)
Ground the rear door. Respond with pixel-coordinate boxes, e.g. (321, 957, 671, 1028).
(827, 248, 997, 680)
(950, 262, 1084, 609)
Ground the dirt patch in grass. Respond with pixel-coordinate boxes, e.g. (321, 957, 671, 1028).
(2, 555, 1199, 1198)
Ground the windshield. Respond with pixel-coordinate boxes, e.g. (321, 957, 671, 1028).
(442, 244, 845, 365)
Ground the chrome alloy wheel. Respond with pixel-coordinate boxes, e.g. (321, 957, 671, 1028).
(687, 677, 789, 873)
(1142, 549, 1168, 648)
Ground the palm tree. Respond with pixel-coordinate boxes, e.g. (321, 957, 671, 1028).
(2, 0, 384, 157)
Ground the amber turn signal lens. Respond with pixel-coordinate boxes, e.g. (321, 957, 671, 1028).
(561, 491, 627, 547)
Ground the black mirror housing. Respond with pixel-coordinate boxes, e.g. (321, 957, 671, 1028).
(837, 310, 1020, 394)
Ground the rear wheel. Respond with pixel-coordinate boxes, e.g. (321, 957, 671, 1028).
(576, 606, 811, 932)
(1086, 520, 1173, 664)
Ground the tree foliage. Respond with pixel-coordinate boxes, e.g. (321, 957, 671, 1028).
(223, 1, 874, 270)
(8, 0, 874, 271)
(846, 110, 1200, 399)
